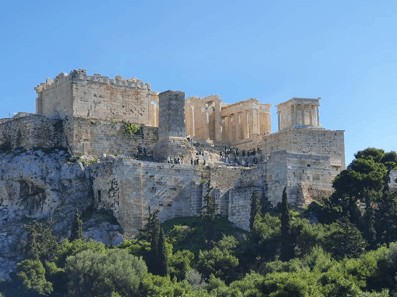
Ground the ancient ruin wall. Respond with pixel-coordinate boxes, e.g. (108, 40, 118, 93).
(91, 158, 264, 236)
(263, 128, 345, 169)
(35, 70, 159, 126)
(91, 159, 203, 236)
(36, 73, 73, 119)
(265, 151, 336, 206)
(63, 117, 158, 157)
(0, 115, 66, 151)
(158, 91, 186, 139)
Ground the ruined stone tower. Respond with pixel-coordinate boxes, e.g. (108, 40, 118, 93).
(153, 91, 190, 161)
(157, 91, 186, 139)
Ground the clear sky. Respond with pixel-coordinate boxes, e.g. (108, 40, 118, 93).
(0, 0, 396, 164)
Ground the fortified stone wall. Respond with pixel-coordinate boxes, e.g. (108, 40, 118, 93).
(263, 128, 345, 169)
(91, 158, 263, 236)
(265, 151, 336, 206)
(0, 115, 66, 151)
(91, 159, 203, 237)
(35, 73, 74, 119)
(209, 166, 264, 229)
(154, 91, 191, 161)
(35, 70, 159, 126)
(63, 117, 158, 157)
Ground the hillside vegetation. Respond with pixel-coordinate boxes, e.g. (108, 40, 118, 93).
(1, 147, 397, 297)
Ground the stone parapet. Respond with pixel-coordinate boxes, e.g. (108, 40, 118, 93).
(35, 69, 151, 94)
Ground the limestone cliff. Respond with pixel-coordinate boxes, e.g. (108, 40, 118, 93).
(0, 148, 121, 280)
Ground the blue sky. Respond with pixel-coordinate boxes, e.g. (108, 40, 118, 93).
(0, 0, 396, 164)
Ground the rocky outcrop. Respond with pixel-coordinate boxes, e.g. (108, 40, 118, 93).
(0, 148, 93, 280)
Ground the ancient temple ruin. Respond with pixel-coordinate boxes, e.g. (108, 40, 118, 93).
(0, 69, 347, 234)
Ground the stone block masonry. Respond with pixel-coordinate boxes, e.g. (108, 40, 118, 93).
(157, 91, 186, 139)
(64, 117, 158, 157)
(0, 115, 66, 151)
(91, 158, 263, 236)
(35, 70, 159, 126)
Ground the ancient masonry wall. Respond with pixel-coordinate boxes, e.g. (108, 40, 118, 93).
(154, 91, 190, 161)
(265, 151, 336, 206)
(263, 128, 345, 169)
(0, 115, 66, 151)
(64, 117, 158, 157)
(91, 159, 263, 236)
(35, 70, 159, 126)
(158, 91, 186, 139)
(36, 73, 74, 119)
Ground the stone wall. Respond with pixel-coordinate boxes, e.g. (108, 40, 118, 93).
(35, 70, 159, 126)
(0, 115, 66, 151)
(91, 159, 203, 236)
(36, 73, 74, 119)
(91, 158, 264, 236)
(63, 117, 158, 157)
(158, 91, 186, 139)
(265, 150, 336, 206)
(263, 128, 345, 169)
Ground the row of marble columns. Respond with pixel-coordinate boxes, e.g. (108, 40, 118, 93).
(222, 110, 259, 144)
(278, 104, 319, 130)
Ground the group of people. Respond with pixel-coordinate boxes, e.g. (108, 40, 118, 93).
(220, 146, 260, 167)
(167, 156, 183, 164)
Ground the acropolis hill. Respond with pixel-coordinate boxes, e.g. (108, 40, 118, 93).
(0, 69, 347, 276)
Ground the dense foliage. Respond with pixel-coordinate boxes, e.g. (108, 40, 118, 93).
(1, 147, 397, 296)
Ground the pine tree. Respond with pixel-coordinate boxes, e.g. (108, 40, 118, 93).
(250, 190, 261, 230)
(280, 187, 294, 261)
(149, 211, 161, 274)
(70, 210, 84, 241)
(157, 228, 168, 276)
(261, 189, 273, 214)
(201, 184, 218, 244)
(364, 205, 377, 248)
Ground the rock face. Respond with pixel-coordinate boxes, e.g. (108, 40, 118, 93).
(0, 148, 93, 280)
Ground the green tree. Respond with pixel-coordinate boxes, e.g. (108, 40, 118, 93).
(69, 210, 83, 241)
(331, 148, 392, 224)
(250, 190, 261, 230)
(198, 235, 239, 282)
(201, 185, 218, 245)
(17, 259, 53, 296)
(169, 250, 194, 281)
(376, 192, 397, 243)
(323, 219, 366, 260)
(64, 249, 147, 297)
(23, 221, 58, 261)
(157, 228, 169, 276)
(280, 187, 294, 261)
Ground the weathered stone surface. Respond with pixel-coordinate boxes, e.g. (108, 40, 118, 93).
(0, 69, 351, 280)
(35, 70, 159, 126)
(0, 149, 92, 280)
